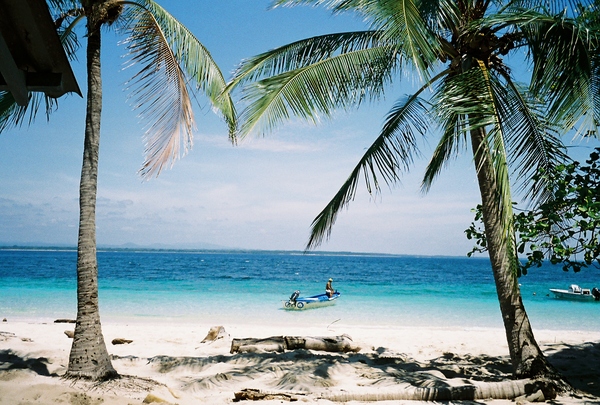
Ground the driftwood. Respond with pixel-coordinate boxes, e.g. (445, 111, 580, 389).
(233, 379, 550, 402)
(322, 379, 554, 402)
(285, 334, 360, 353)
(201, 326, 228, 343)
(54, 319, 76, 323)
(230, 334, 360, 354)
(112, 338, 133, 345)
(233, 388, 299, 402)
(230, 336, 286, 354)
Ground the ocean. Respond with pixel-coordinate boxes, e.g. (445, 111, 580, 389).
(1, 248, 599, 331)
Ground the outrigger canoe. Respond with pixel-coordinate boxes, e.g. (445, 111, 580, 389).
(283, 290, 340, 310)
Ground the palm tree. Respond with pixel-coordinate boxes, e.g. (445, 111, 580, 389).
(229, 0, 599, 385)
(2, 0, 235, 380)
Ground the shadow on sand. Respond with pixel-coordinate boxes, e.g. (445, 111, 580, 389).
(0, 349, 55, 376)
(545, 341, 600, 398)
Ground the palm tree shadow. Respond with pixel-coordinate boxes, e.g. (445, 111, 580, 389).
(142, 349, 510, 403)
(0, 349, 54, 376)
(545, 341, 600, 397)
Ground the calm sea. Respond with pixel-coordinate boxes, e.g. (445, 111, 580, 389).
(1, 249, 599, 331)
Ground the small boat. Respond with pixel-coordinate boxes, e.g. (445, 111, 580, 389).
(283, 290, 341, 310)
(549, 284, 600, 301)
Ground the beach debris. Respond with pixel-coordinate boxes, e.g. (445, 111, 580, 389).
(233, 388, 299, 402)
(326, 318, 340, 330)
(2, 318, 6, 322)
(322, 378, 537, 402)
(0, 331, 16, 341)
(112, 338, 133, 345)
(64, 330, 74, 338)
(286, 334, 360, 353)
(67, 392, 103, 405)
(230, 334, 360, 354)
(231, 336, 286, 353)
(516, 389, 546, 403)
(142, 393, 172, 404)
(201, 325, 228, 343)
(54, 319, 76, 323)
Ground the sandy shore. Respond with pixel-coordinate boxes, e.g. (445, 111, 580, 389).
(1, 318, 600, 404)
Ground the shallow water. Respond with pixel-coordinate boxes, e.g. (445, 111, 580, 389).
(1, 249, 599, 330)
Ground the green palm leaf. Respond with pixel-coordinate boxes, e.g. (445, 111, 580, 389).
(229, 31, 389, 89)
(421, 104, 467, 193)
(273, 0, 441, 75)
(519, 12, 600, 132)
(307, 86, 433, 249)
(237, 41, 401, 136)
(490, 71, 567, 202)
(422, 68, 499, 193)
(428, 64, 515, 231)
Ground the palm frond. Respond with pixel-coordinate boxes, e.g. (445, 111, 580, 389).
(421, 105, 467, 193)
(507, 0, 592, 15)
(489, 70, 568, 203)
(120, 1, 236, 178)
(0, 92, 58, 133)
(428, 64, 514, 232)
(140, 0, 236, 135)
(229, 30, 388, 90)
(474, 62, 516, 243)
(272, 0, 441, 75)
(237, 43, 401, 137)
(53, 6, 85, 62)
(422, 67, 501, 194)
(367, 0, 441, 74)
(307, 82, 437, 250)
(520, 11, 600, 132)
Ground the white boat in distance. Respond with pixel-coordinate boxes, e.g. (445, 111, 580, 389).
(549, 284, 600, 301)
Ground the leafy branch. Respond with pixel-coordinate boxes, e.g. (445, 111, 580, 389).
(467, 147, 600, 274)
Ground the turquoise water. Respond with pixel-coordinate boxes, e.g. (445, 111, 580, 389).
(1, 249, 599, 330)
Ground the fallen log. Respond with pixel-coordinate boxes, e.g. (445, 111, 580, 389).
(285, 334, 360, 353)
(322, 379, 547, 402)
(233, 388, 299, 402)
(230, 336, 286, 354)
(232, 380, 552, 403)
(230, 334, 360, 354)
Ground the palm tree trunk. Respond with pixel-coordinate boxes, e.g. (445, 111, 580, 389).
(66, 18, 117, 380)
(469, 127, 564, 385)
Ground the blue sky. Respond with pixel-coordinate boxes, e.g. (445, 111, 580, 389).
(1, 1, 597, 255)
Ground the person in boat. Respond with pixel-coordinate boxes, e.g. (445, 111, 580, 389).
(326, 278, 334, 297)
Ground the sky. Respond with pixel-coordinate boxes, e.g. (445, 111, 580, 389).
(1, 1, 597, 256)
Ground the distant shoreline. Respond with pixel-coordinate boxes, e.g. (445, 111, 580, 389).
(0, 245, 471, 259)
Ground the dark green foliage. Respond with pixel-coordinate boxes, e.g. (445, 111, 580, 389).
(467, 148, 600, 273)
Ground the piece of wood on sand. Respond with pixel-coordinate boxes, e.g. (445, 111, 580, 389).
(233, 388, 301, 402)
(230, 334, 360, 354)
(285, 334, 360, 353)
(201, 325, 228, 343)
(230, 336, 286, 354)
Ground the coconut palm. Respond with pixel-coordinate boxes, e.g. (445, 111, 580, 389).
(229, 0, 599, 385)
(1, 0, 235, 380)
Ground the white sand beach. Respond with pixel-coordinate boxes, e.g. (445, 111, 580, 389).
(1, 318, 600, 404)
